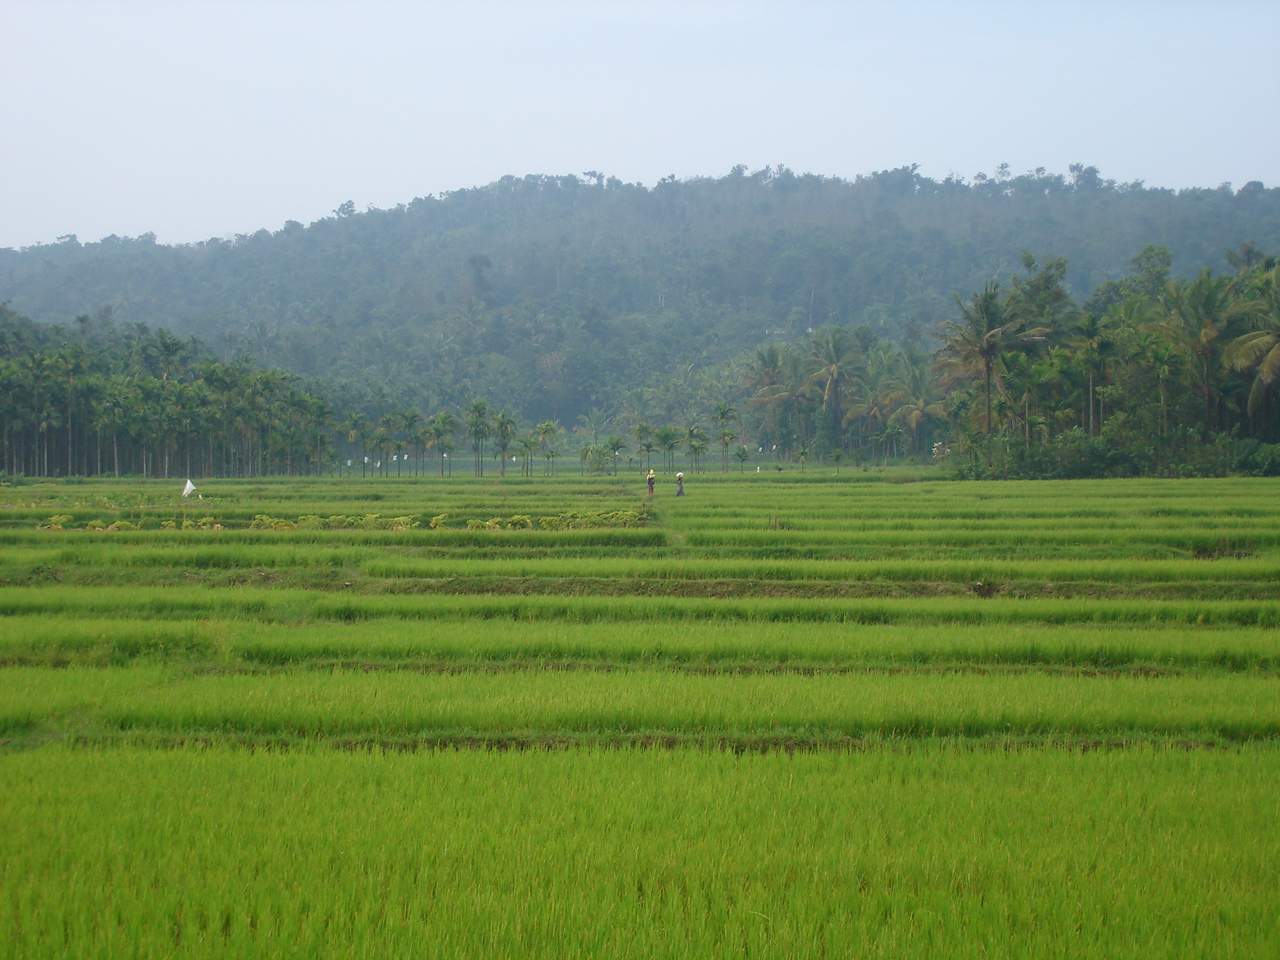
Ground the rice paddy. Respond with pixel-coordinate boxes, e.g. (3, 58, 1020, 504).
(2, 473, 1277, 957)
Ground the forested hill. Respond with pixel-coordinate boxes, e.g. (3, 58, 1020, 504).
(3, 165, 1278, 422)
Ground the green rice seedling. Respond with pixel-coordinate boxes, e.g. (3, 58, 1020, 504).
(5, 615, 1280, 672)
(5, 473, 1280, 957)
(2, 746, 1278, 958)
(7, 665, 1278, 744)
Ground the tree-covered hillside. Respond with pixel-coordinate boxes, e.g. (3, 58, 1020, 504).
(2, 165, 1277, 423)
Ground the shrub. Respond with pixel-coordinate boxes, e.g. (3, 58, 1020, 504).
(249, 515, 296, 531)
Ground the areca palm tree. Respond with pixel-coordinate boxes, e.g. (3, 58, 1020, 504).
(535, 419, 560, 475)
(1143, 337, 1181, 438)
(341, 413, 366, 475)
(376, 414, 399, 477)
(653, 425, 681, 471)
(98, 374, 134, 477)
(939, 282, 1050, 435)
(398, 410, 422, 475)
(605, 434, 627, 474)
(634, 422, 655, 469)
(688, 436, 708, 471)
(516, 434, 538, 477)
(465, 400, 490, 476)
(492, 410, 517, 477)
(711, 401, 738, 471)
(718, 428, 737, 469)
(637, 438, 656, 469)
(427, 410, 458, 477)
(415, 423, 434, 477)
(684, 424, 708, 472)
(1070, 312, 1119, 435)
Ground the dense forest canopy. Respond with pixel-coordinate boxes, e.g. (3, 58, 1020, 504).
(3, 165, 1278, 424)
(3, 245, 1280, 481)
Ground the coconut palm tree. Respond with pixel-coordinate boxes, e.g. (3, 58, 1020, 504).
(807, 328, 859, 454)
(886, 352, 946, 453)
(577, 407, 610, 447)
(1164, 270, 1233, 436)
(1224, 264, 1280, 421)
(939, 282, 1050, 435)
(749, 346, 813, 457)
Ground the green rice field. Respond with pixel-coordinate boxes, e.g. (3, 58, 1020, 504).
(2, 473, 1278, 957)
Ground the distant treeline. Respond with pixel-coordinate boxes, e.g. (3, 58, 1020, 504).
(2, 242, 1278, 480)
(3, 165, 1278, 425)
(0, 311, 329, 478)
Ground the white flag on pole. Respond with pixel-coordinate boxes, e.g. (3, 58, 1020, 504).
(181, 479, 196, 498)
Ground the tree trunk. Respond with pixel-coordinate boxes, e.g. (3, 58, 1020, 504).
(984, 361, 993, 435)
(1088, 370, 1095, 436)
(1203, 356, 1213, 437)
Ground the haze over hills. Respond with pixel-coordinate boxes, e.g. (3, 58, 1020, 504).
(2, 164, 1277, 422)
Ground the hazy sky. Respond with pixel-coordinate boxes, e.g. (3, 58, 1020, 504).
(3, 0, 1277, 249)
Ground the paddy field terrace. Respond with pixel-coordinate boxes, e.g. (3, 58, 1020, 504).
(1, 472, 1277, 957)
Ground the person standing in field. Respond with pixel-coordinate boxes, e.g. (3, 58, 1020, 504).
(675, 472, 685, 496)
(646, 469, 656, 496)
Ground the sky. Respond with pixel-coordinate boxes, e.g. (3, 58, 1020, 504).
(2, 0, 1278, 249)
